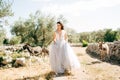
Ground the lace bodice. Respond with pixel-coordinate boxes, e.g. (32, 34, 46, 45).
(55, 30, 66, 41)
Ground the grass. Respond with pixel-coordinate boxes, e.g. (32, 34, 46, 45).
(0, 52, 5, 57)
(11, 52, 23, 59)
(77, 53, 83, 56)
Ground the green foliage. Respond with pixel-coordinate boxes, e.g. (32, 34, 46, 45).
(0, 52, 5, 57)
(104, 29, 118, 42)
(0, 56, 3, 63)
(11, 52, 22, 60)
(3, 38, 9, 45)
(79, 32, 90, 42)
(0, 0, 13, 45)
(116, 28, 120, 40)
(66, 27, 79, 43)
(0, 0, 13, 18)
(79, 30, 105, 43)
(91, 30, 105, 42)
(0, 28, 5, 45)
(82, 40, 88, 47)
(11, 11, 56, 47)
(9, 36, 21, 45)
(78, 29, 119, 43)
(3, 36, 21, 45)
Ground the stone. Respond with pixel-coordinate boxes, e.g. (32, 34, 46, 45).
(15, 57, 26, 66)
(2, 56, 12, 64)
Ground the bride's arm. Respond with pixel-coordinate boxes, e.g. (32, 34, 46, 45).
(53, 32, 56, 43)
(64, 31, 68, 42)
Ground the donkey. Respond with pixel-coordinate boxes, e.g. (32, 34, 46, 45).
(98, 42, 110, 61)
(23, 44, 41, 56)
(23, 43, 49, 57)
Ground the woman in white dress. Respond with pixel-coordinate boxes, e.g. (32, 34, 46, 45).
(49, 21, 80, 75)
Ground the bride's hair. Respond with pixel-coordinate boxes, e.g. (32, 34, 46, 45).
(57, 21, 64, 30)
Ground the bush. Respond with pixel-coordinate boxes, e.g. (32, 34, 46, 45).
(11, 52, 22, 60)
(9, 36, 21, 45)
(3, 38, 9, 45)
(0, 57, 3, 63)
(104, 29, 118, 42)
(0, 52, 5, 56)
(82, 40, 88, 47)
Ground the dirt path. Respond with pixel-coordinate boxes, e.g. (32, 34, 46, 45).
(0, 47, 120, 80)
(53, 47, 120, 80)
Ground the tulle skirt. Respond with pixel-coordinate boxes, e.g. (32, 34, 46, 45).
(49, 40, 80, 73)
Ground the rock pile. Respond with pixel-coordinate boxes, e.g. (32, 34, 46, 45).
(86, 43, 100, 56)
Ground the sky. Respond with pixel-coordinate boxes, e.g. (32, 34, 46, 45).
(3, 0, 120, 38)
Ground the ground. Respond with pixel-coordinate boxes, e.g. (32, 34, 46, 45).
(0, 47, 120, 80)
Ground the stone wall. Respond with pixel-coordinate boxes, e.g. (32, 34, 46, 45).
(86, 41, 120, 61)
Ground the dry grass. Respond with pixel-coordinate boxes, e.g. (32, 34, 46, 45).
(0, 47, 120, 80)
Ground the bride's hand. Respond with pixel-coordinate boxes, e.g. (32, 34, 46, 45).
(54, 40, 56, 44)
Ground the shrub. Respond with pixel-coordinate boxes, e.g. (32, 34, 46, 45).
(0, 52, 5, 56)
(3, 38, 9, 45)
(9, 36, 21, 45)
(11, 52, 22, 60)
(0, 57, 3, 63)
(104, 29, 118, 42)
(82, 40, 88, 47)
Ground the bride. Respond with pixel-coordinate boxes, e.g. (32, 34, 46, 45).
(49, 21, 80, 75)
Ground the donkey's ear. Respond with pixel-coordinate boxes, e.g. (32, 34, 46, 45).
(99, 42, 103, 44)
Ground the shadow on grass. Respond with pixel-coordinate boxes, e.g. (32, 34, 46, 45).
(86, 61, 102, 65)
(44, 71, 73, 80)
(15, 75, 41, 80)
(13, 70, 74, 80)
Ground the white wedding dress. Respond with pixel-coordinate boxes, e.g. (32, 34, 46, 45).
(49, 30, 80, 73)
